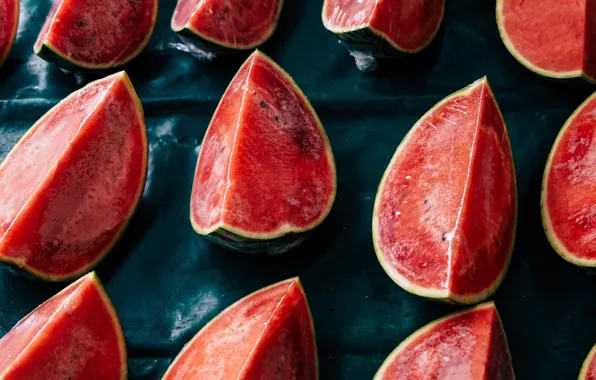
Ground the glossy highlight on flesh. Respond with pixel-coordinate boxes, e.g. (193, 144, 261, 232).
(0, 0, 19, 67)
(0, 272, 127, 380)
(497, 0, 596, 81)
(34, 0, 158, 70)
(190, 50, 336, 251)
(542, 93, 596, 267)
(322, 0, 445, 52)
(0, 71, 148, 281)
(374, 302, 514, 379)
(171, 0, 283, 50)
(373, 78, 517, 304)
(162, 278, 318, 380)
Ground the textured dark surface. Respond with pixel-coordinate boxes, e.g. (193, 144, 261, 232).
(1, 1, 595, 379)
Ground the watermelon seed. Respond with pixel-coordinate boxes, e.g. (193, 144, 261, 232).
(260, 101, 268, 108)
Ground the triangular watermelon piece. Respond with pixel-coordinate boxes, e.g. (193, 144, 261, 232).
(0, 272, 126, 380)
(373, 78, 517, 304)
(580, 344, 596, 379)
(0, 71, 148, 281)
(375, 302, 514, 379)
(163, 278, 318, 380)
(190, 51, 336, 254)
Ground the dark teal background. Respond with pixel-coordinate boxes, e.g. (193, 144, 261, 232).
(1, 1, 595, 379)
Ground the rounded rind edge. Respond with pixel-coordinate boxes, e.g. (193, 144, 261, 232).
(541, 92, 596, 268)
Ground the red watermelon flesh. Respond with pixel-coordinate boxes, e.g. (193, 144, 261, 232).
(374, 302, 514, 379)
(0, 272, 126, 380)
(190, 51, 336, 252)
(162, 278, 317, 380)
(322, 0, 444, 52)
(580, 345, 596, 379)
(0, 71, 147, 281)
(542, 93, 596, 267)
(34, 0, 157, 69)
(497, 0, 596, 80)
(0, 0, 18, 67)
(373, 78, 516, 304)
(171, 0, 283, 49)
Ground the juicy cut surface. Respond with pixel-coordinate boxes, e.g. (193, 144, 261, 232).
(191, 52, 335, 237)
(0, 0, 18, 64)
(35, 0, 156, 66)
(0, 273, 125, 380)
(376, 304, 514, 380)
(172, 0, 282, 48)
(323, 0, 444, 51)
(0, 73, 146, 278)
(374, 79, 516, 298)
(498, 0, 596, 77)
(163, 279, 317, 380)
(544, 95, 596, 262)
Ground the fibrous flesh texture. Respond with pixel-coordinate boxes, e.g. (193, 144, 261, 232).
(374, 302, 514, 379)
(171, 0, 283, 49)
(0, 71, 147, 281)
(497, 0, 596, 80)
(373, 78, 516, 304)
(162, 278, 317, 380)
(322, 0, 445, 52)
(0, 0, 18, 67)
(0, 272, 126, 380)
(542, 93, 596, 267)
(190, 51, 336, 253)
(34, 0, 157, 69)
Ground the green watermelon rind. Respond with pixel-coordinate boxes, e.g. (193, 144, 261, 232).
(190, 50, 337, 255)
(496, 0, 596, 83)
(33, 0, 159, 71)
(373, 302, 515, 379)
(321, 0, 445, 56)
(162, 277, 319, 380)
(0, 0, 19, 68)
(541, 92, 596, 269)
(372, 78, 517, 305)
(171, 0, 284, 53)
(0, 72, 148, 282)
(579, 343, 596, 380)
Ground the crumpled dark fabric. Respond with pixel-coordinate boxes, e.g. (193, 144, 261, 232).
(1, 1, 595, 379)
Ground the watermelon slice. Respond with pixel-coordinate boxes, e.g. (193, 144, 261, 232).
(0, 71, 148, 281)
(322, 0, 445, 72)
(580, 344, 596, 379)
(497, 0, 596, 81)
(0, 0, 18, 68)
(34, 0, 158, 71)
(162, 277, 317, 380)
(374, 302, 514, 379)
(0, 272, 126, 380)
(171, 0, 283, 59)
(372, 78, 517, 304)
(190, 50, 336, 254)
(542, 93, 596, 269)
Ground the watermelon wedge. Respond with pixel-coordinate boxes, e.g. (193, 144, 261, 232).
(0, 272, 127, 380)
(497, 0, 596, 81)
(322, 0, 445, 72)
(190, 50, 336, 254)
(0, 71, 148, 281)
(162, 277, 317, 380)
(171, 0, 283, 59)
(373, 78, 517, 304)
(374, 302, 514, 379)
(34, 0, 158, 71)
(580, 344, 596, 380)
(0, 0, 18, 68)
(542, 93, 596, 269)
